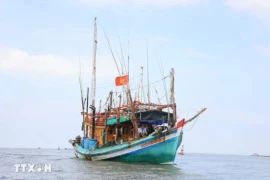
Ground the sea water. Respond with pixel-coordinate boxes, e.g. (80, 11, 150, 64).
(0, 148, 269, 180)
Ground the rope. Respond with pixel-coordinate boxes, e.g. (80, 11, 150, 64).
(184, 116, 200, 131)
(160, 89, 170, 101)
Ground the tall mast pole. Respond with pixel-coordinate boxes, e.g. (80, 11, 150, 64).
(91, 17, 97, 108)
(141, 66, 146, 103)
(127, 39, 130, 106)
(90, 17, 97, 139)
(146, 40, 150, 106)
(170, 68, 176, 125)
(86, 87, 89, 137)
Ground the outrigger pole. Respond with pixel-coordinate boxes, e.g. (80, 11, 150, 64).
(184, 108, 207, 125)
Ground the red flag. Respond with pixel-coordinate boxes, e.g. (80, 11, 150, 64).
(115, 75, 129, 86)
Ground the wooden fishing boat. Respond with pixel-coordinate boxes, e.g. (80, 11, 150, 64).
(69, 18, 207, 164)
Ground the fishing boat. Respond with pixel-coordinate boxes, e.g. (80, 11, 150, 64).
(69, 18, 207, 164)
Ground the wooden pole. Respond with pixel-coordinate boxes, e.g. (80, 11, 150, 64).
(78, 59, 85, 132)
(170, 68, 176, 125)
(184, 108, 207, 125)
(127, 89, 138, 139)
(109, 91, 113, 111)
(91, 17, 97, 109)
(146, 40, 150, 106)
(90, 105, 96, 139)
(86, 87, 89, 137)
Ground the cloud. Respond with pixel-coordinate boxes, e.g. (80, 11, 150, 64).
(0, 47, 75, 76)
(77, 0, 207, 6)
(0, 47, 118, 78)
(225, 0, 270, 19)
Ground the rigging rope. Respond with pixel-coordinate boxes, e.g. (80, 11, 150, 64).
(160, 89, 170, 101)
(184, 116, 200, 131)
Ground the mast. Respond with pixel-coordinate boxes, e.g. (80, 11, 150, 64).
(170, 68, 176, 125)
(141, 66, 146, 103)
(78, 58, 85, 133)
(108, 91, 113, 111)
(104, 29, 121, 76)
(90, 105, 96, 139)
(158, 58, 170, 122)
(127, 89, 139, 139)
(126, 39, 130, 106)
(86, 87, 89, 137)
(146, 40, 150, 106)
(90, 17, 97, 139)
(91, 17, 97, 108)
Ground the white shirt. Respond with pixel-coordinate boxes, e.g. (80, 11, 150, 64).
(138, 127, 146, 133)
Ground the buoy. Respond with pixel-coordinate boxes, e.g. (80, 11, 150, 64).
(178, 145, 184, 155)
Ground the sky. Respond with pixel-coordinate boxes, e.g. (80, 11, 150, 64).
(0, 0, 269, 155)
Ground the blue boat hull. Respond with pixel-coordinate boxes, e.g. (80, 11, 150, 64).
(71, 125, 184, 164)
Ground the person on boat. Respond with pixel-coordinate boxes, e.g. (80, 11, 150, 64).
(146, 124, 155, 134)
(138, 125, 148, 137)
(169, 121, 174, 128)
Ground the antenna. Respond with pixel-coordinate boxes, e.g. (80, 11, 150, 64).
(157, 56, 170, 123)
(78, 54, 85, 134)
(117, 31, 127, 74)
(103, 28, 121, 76)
